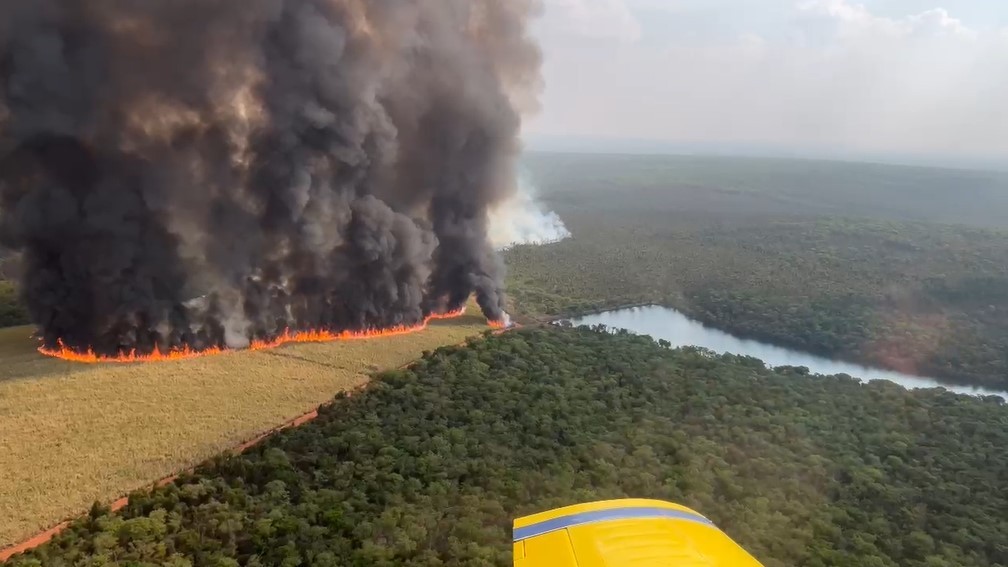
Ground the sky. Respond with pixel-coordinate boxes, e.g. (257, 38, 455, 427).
(524, 0, 1008, 164)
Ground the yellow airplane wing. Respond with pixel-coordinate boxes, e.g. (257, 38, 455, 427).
(513, 499, 764, 567)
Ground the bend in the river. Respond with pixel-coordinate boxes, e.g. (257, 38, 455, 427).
(565, 305, 1008, 399)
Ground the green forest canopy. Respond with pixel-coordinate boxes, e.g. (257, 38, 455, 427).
(508, 154, 1008, 391)
(505, 216, 1008, 391)
(7, 327, 1006, 567)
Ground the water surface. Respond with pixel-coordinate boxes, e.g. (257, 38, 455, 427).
(566, 305, 1007, 398)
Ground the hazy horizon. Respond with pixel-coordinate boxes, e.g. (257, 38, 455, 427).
(526, 0, 1008, 166)
(522, 133, 1008, 172)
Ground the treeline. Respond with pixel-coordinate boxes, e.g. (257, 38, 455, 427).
(0, 251, 29, 328)
(505, 212, 1008, 390)
(0, 281, 28, 328)
(6, 327, 1007, 566)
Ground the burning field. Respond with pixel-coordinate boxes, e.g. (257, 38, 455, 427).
(0, 0, 535, 549)
(37, 306, 470, 363)
(0, 0, 536, 361)
(0, 303, 490, 548)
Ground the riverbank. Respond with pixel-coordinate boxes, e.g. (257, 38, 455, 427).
(566, 305, 1008, 399)
(504, 199, 1008, 393)
(536, 293, 1007, 393)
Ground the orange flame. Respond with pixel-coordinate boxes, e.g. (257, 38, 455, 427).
(37, 341, 226, 364)
(38, 307, 468, 364)
(487, 312, 513, 330)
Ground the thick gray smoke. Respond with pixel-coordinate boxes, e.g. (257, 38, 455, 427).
(0, 0, 540, 355)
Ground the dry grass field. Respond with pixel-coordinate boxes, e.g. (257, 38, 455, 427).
(0, 306, 489, 547)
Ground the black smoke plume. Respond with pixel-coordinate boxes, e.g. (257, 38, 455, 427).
(0, 0, 539, 355)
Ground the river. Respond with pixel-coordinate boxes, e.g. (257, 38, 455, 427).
(565, 305, 1007, 398)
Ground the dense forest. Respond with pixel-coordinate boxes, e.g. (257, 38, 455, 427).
(6, 327, 1007, 567)
(508, 153, 1008, 390)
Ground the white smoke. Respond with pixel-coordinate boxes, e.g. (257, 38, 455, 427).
(489, 175, 571, 250)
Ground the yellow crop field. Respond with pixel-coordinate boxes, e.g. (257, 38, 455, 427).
(0, 307, 489, 548)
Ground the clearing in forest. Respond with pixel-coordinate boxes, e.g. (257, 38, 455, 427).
(0, 304, 489, 548)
